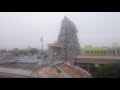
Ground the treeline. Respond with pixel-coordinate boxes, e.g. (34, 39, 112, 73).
(0, 48, 48, 57)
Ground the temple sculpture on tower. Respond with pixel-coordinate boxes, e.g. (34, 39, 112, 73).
(57, 16, 81, 61)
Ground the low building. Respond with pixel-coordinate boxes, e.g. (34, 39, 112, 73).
(83, 45, 108, 56)
(48, 43, 63, 62)
(82, 44, 120, 56)
(107, 47, 120, 56)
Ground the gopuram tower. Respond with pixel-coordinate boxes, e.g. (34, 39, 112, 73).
(57, 16, 81, 61)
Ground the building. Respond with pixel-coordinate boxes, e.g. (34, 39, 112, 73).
(107, 47, 120, 56)
(57, 16, 81, 61)
(48, 43, 63, 62)
(30, 62, 91, 78)
(83, 45, 108, 56)
(15, 56, 39, 64)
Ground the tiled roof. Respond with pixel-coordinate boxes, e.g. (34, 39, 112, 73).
(36, 62, 91, 78)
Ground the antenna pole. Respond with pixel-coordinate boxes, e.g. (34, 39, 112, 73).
(40, 37, 43, 56)
(41, 37, 43, 55)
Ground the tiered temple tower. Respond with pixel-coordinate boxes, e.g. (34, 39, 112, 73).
(57, 16, 81, 61)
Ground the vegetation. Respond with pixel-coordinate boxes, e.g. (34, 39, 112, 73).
(93, 62, 120, 78)
(0, 48, 48, 57)
(0, 49, 7, 54)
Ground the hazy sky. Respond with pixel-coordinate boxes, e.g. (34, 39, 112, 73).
(0, 12, 120, 50)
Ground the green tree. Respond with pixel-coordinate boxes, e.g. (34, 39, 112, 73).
(11, 48, 19, 56)
(30, 48, 39, 55)
(0, 49, 7, 54)
(93, 62, 120, 78)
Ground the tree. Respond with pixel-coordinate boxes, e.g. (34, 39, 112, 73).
(11, 48, 20, 56)
(93, 62, 120, 78)
(0, 49, 7, 54)
(30, 48, 39, 55)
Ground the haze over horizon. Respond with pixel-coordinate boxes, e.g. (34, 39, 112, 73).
(0, 12, 120, 50)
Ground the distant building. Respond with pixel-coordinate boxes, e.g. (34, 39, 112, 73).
(81, 44, 120, 56)
(107, 47, 120, 56)
(83, 45, 108, 56)
(107, 43, 120, 55)
(112, 43, 119, 48)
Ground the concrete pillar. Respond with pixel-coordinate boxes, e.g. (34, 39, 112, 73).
(48, 47, 54, 62)
(110, 51, 112, 55)
(115, 49, 117, 55)
(87, 64, 90, 73)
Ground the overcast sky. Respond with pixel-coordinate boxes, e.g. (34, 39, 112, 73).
(0, 12, 120, 50)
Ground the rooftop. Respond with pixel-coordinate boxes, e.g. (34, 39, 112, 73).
(0, 61, 91, 78)
(32, 62, 91, 78)
(48, 44, 63, 48)
(0, 67, 32, 77)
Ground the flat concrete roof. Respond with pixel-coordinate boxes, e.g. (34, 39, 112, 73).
(0, 62, 37, 71)
(15, 59, 39, 64)
(48, 44, 63, 47)
(0, 67, 32, 77)
(75, 56, 120, 64)
(76, 56, 120, 60)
